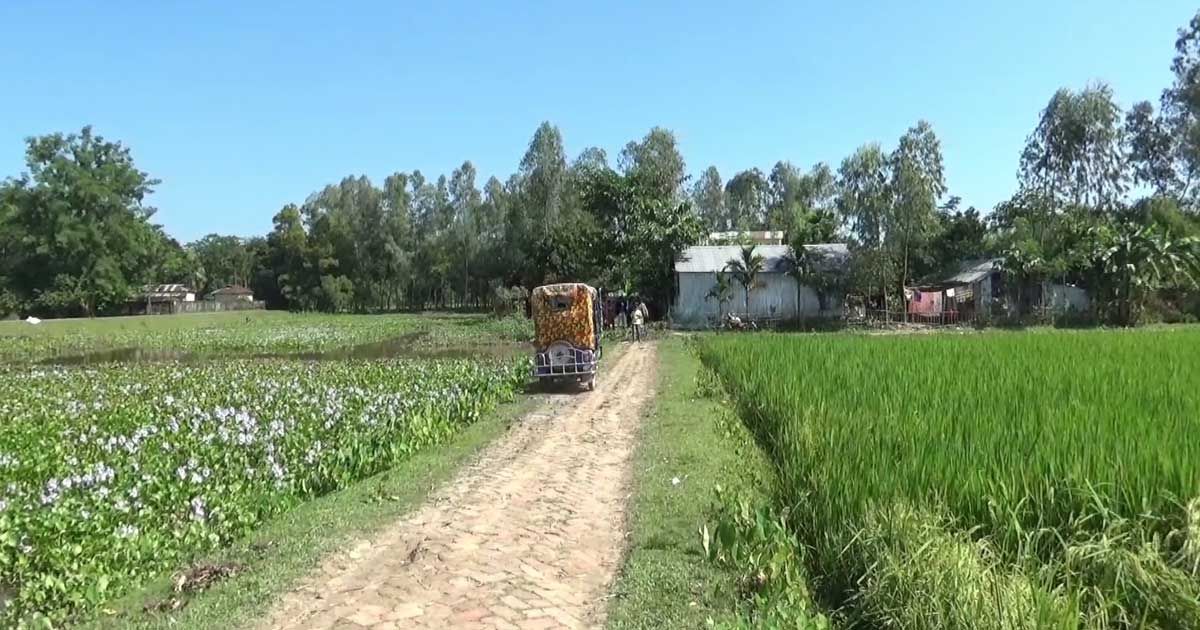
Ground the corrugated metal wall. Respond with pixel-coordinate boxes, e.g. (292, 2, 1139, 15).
(672, 272, 831, 327)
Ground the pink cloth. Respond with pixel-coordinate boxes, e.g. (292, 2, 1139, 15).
(908, 290, 943, 315)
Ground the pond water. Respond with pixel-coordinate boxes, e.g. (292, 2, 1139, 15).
(39, 333, 529, 366)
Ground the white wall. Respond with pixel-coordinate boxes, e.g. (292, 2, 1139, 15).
(1044, 283, 1090, 313)
(672, 272, 834, 327)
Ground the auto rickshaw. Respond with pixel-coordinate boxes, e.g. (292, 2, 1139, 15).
(531, 283, 602, 390)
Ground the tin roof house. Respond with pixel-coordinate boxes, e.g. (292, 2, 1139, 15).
(207, 285, 255, 302)
(671, 243, 849, 328)
(131, 284, 196, 315)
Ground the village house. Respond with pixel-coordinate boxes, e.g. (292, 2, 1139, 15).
(131, 284, 195, 315)
(671, 243, 850, 328)
(207, 285, 255, 303)
(704, 230, 785, 246)
(908, 258, 1090, 323)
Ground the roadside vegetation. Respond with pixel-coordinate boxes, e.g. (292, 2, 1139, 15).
(79, 394, 540, 630)
(698, 328, 1200, 629)
(608, 339, 826, 629)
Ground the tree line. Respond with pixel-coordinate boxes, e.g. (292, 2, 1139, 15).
(4, 12, 1200, 324)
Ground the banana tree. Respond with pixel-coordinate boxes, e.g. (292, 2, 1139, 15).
(1093, 223, 1200, 325)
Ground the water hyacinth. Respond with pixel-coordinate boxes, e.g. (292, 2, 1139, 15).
(0, 312, 533, 363)
(0, 357, 527, 624)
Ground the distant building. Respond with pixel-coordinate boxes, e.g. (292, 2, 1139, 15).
(671, 243, 849, 328)
(207, 285, 255, 303)
(704, 230, 785, 246)
(132, 284, 195, 315)
(909, 259, 1090, 323)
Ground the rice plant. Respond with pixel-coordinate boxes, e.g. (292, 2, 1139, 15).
(699, 328, 1200, 628)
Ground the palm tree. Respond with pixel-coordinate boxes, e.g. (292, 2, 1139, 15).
(705, 272, 734, 322)
(724, 245, 766, 318)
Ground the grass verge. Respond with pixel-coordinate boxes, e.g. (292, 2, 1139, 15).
(79, 393, 541, 630)
(606, 338, 773, 629)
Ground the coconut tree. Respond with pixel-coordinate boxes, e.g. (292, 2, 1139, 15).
(705, 272, 734, 322)
(724, 245, 766, 318)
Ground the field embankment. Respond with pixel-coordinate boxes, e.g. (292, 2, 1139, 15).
(699, 328, 1200, 629)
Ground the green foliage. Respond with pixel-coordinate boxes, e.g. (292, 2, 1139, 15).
(699, 329, 1200, 629)
(724, 169, 769, 231)
(705, 273, 734, 319)
(0, 126, 171, 317)
(702, 487, 830, 630)
(723, 245, 765, 316)
(889, 120, 947, 294)
(1020, 83, 1127, 207)
(579, 166, 704, 308)
(692, 166, 727, 231)
(1090, 221, 1200, 325)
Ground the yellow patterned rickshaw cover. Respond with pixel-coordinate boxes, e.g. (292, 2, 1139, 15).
(531, 283, 597, 351)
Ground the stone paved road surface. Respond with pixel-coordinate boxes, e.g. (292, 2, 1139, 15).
(260, 343, 658, 630)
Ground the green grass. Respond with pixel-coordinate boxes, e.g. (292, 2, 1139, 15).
(606, 339, 772, 629)
(699, 327, 1200, 629)
(79, 394, 540, 630)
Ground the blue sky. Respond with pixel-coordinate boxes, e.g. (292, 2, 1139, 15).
(1, 1, 1195, 242)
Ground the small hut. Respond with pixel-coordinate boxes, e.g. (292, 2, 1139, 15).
(207, 285, 255, 303)
(132, 284, 195, 315)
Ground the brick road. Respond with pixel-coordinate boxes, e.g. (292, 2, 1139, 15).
(260, 343, 657, 630)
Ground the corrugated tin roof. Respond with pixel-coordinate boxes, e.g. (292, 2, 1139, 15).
(141, 283, 193, 293)
(943, 258, 1001, 285)
(913, 258, 1001, 288)
(210, 285, 253, 295)
(675, 244, 849, 274)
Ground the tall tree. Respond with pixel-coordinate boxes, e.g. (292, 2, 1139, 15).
(725, 168, 769, 230)
(766, 161, 802, 232)
(889, 120, 947, 315)
(579, 167, 703, 309)
(838, 144, 892, 302)
(0, 126, 162, 316)
(267, 204, 312, 309)
(448, 161, 482, 305)
(1159, 10, 1200, 203)
(619, 127, 687, 202)
(1125, 101, 1178, 195)
(691, 166, 726, 231)
(188, 234, 254, 293)
(1019, 84, 1127, 207)
(519, 122, 568, 236)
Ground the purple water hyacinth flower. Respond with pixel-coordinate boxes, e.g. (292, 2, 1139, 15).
(190, 497, 207, 522)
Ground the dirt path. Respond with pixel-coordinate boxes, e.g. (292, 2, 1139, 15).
(260, 343, 658, 630)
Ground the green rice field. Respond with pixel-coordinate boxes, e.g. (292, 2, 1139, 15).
(698, 328, 1200, 629)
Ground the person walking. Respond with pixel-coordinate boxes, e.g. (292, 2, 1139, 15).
(631, 299, 647, 343)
